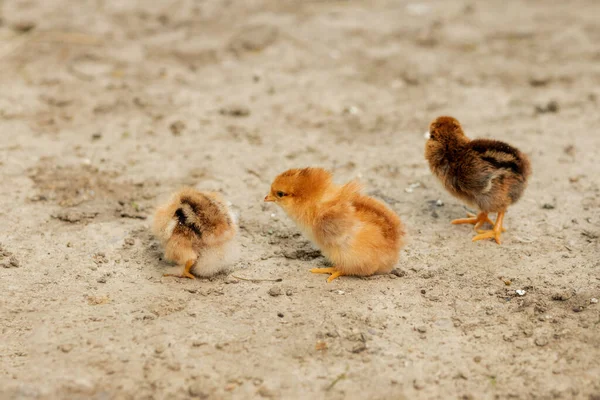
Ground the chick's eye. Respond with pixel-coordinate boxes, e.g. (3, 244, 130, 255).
(276, 191, 286, 198)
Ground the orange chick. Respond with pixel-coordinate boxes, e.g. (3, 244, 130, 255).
(265, 168, 405, 283)
(425, 116, 532, 244)
(152, 188, 238, 279)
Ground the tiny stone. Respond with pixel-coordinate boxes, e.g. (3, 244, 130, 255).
(277, 312, 284, 318)
(97, 276, 107, 284)
(225, 277, 239, 284)
(413, 379, 425, 390)
(58, 344, 73, 353)
(155, 344, 166, 354)
(391, 269, 406, 277)
(12, 21, 36, 33)
(534, 337, 548, 347)
(170, 120, 186, 136)
(591, 298, 598, 304)
(421, 289, 426, 294)
(167, 362, 181, 371)
(551, 290, 574, 301)
(351, 343, 367, 353)
(257, 386, 275, 398)
(268, 286, 282, 297)
(219, 104, 251, 117)
(473, 356, 482, 363)
(285, 289, 293, 296)
(572, 305, 584, 313)
(188, 382, 209, 398)
(192, 340, 207, 347)
(542, 203, 555, 210)
(416, 325, 427, 333)
(9, 257, 20, 267)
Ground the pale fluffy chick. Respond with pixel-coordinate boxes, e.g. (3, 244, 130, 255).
(152, 188, 238, 279)
(265, 168, 405, 283)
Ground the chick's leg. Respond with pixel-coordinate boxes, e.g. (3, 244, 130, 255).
(451, 212, 495, 230)
(472, 211, 505, 244)
(310, 267, 346, 283)
(164, 259, 196, 279)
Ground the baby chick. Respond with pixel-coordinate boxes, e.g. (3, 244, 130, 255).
(425, 116, 531, 244)
(265, 168, 405, 283)
(152, 188, 238, 279)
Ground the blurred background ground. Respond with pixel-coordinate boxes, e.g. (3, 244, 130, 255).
(1, 0, 599, 399)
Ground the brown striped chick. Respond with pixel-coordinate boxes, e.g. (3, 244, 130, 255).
(425, 116, 532, 244)
(265, 168, 405, 283)
(152, 188, 238, 279)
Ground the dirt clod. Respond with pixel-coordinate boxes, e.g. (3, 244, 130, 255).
(268, 286, 283, 297)
(219, 105, 251, 117)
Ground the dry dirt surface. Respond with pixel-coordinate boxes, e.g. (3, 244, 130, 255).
(1, 0, 600, 399)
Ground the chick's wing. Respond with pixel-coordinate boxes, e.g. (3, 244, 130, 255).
(453, 154, 501, 196)
(313, 181, 361, 245)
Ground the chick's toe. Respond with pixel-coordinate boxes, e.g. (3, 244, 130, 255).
(451, 212, 495, 231)
(310, 267, 346, 283)
(163, 260, 196, 279)
(472, 212, 505, 244)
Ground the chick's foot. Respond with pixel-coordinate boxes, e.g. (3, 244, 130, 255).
(310, 267, 345, 283)
(164, 260, 196, 279)
(472, 211, 505, 244)
(451, 212, 495, 230)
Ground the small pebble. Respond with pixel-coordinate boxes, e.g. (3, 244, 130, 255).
(551, 290, 574, 301)
(391, 269, 406, 277)
(416, 325, 427, 333)
(591, 298, 598, 304)
(58, 344, 74, 353)
(277, 312, 284, 318)
(413, 379, 425, 390)
(257, 386, 275, 398)
(421, 289, 426, 294)
(97, 276, 107, 284)
(154, 344, 166, 354)
(516, 289, 526, 296)
(351, 343, 367, 353)
(12, 21, 36, 33)
(534, 337, 548, 347)
(189, 382, 209, 398)
(219, 104, 250, 117)
(170, 120, 186, 136)
(268, 286, 282, 297)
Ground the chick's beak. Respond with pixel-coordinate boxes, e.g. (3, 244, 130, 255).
(264, 194, 275, 202)
(424, 131, 431, 140)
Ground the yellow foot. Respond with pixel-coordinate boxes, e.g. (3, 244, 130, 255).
(472, 230, 502, 245)
(163, 259, 196, 279)
(472, 211, 506, 245)
(310, 267, 346, 283)
(163, 271, 195, 279)
(451, 212, 495, 231)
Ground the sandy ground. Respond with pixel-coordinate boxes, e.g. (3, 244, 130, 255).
(1, 0, 600, 399)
